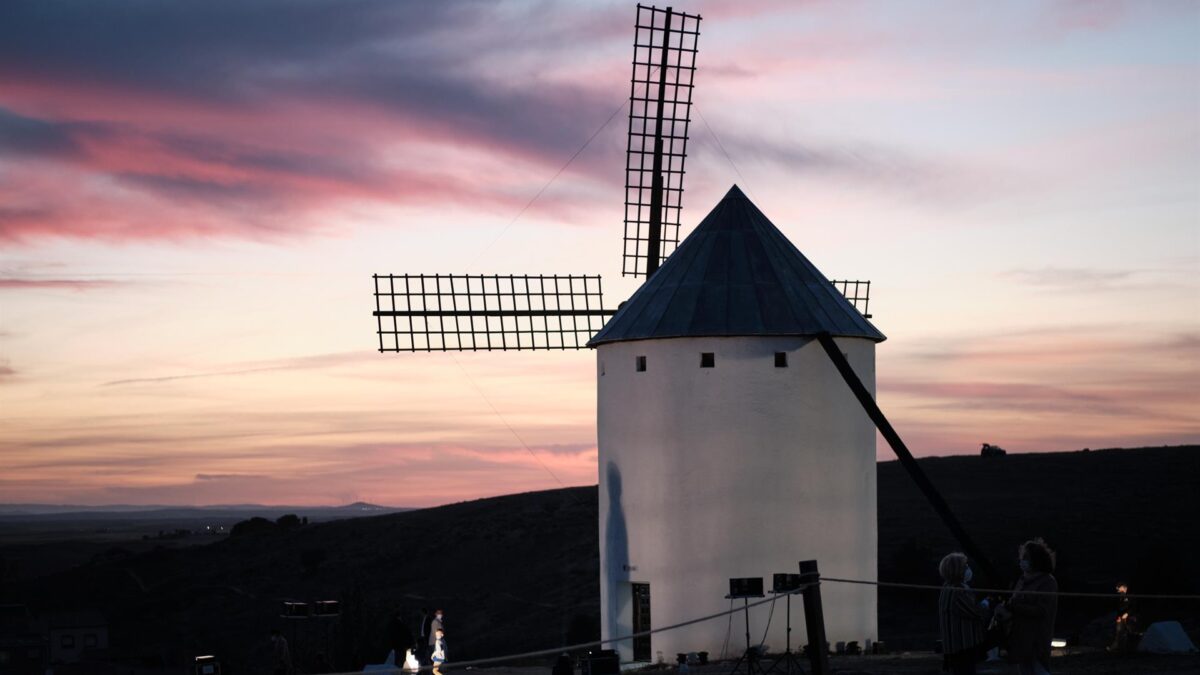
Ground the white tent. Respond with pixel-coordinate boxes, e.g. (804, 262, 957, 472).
(1137, 621, 1198, 654)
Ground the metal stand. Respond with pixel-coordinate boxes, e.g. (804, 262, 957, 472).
(724, 596, 765, 675)
(763, 591, 806, 675)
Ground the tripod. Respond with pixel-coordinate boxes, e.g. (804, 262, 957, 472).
(763, 590, 806, 675)
(724, 596, 766, 675)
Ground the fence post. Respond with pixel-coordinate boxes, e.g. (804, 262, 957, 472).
(799, 560, 830, 675)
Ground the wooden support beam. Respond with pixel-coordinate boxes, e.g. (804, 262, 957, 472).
(815, 332, 1004, 586)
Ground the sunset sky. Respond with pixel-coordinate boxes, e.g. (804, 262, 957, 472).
(2, 0, 1197, 507)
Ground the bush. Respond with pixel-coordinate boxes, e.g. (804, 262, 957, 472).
(276, 514, 302, 530)
(230, 517, 277, 537)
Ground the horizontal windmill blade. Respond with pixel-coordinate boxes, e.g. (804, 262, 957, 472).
(623, 4, 701, 278)
(373, 274, 617, 352)
(828, 279, 874, 318)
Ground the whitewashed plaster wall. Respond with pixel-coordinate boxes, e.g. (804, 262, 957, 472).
(597, 335, 877, 662)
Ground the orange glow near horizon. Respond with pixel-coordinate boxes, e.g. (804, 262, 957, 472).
(1, 1, 1197, 507)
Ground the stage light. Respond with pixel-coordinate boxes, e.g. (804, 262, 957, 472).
(728, 577, 764, 598)
(773, 573, 802, 593)
(313, 600, 341, 617)
(194, 655, 221, 675)
(282, 602, 310, 618)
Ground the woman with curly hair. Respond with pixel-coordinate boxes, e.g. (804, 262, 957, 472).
(938, 552, 990, 674)
(999, 538, 1058, 674)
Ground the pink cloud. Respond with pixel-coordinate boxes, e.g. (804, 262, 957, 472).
(0, 278, 123, 291)
(878, 328, 1200, 457)
(0, 4, 631, 246)
(0, 440, 598, 508)
(0, 88, 617, 244)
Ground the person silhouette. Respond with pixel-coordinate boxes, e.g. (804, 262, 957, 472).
(996, 539, 1058, 675)
(937, 552, 989, 674)
(418, 607, 433, 664)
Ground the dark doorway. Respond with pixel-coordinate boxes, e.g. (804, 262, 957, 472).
(632, 583, 651, 661)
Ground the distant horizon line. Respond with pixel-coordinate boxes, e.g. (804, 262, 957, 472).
(0, 501, 411, 513)
(5, 444, 1194, 511)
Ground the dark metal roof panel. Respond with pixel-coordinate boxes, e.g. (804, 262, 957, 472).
(589, 185, 885, 346)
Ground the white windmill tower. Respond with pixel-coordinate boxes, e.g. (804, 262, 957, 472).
(589, 185, 884, 661)
(370, 3, 1010, 667)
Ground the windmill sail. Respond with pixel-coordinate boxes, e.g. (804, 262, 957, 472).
(373, 274, 615, 352)
(829, 279, 873, 318)
(623, 4, 701, 278)
(369, 6, 871, 354)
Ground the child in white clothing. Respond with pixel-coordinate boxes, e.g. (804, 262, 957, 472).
(431, 628, 446, 674)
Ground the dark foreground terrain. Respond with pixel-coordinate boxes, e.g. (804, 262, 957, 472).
(0, 503, 404, 583)
(474, 650, 1200, 675)
(876, 445, 1200, 648)
(2, 445, 1197, 674)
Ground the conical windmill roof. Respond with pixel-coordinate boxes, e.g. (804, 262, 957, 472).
(589, 185, 885, 346)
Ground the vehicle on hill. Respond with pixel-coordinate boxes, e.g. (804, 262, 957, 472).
(980, 443, 1007, 457)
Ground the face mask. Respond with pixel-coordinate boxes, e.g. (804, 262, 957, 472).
(1019, 559, 1031, 573)
(964, 567, 973, 584)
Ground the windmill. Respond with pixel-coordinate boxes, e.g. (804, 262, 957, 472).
(372, 2, 994, 667)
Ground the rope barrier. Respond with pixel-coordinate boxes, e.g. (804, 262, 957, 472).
(334, 586, 814, 675)
(318, 576, 1199, 674)
(821, 576, 1200, 601)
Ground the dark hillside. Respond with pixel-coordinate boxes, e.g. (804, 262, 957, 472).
(6, 488, 599, 672)
(4, 445, 1197, 672)
(877, 445, 1200, 646)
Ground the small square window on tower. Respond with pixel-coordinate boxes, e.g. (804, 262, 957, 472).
(775, 352, 788, 368)
(700, 352, 715, 368)
(636, 356, 647, 372)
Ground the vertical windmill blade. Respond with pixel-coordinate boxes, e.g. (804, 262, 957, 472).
(373, 274, 617, 352)
(623, 4, 701, 278)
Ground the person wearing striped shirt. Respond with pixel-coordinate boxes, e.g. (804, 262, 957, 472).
(938, 552, 990, 675)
